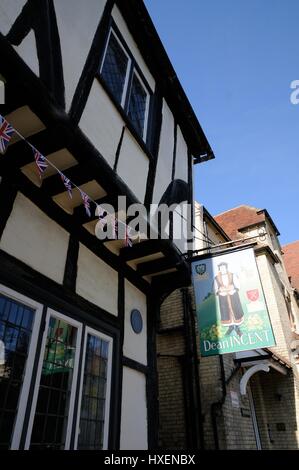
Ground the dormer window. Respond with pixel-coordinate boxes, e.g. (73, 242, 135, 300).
(100, 28, 151, 141)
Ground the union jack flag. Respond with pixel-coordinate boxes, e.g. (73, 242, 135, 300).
(0, 115, 14, 154)
(96, 205, 107, 228)
(125, 225, 133, 247)
(110, 216, 118, 239)
(60, 172, 72, 199)
(80, 190, 91, 217)
(34, 149, 48, 178)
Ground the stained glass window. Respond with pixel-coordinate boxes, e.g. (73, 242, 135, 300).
(0, 295, 34, 450)
(77, 334, 109, 450)
(30, 317, 77, 450)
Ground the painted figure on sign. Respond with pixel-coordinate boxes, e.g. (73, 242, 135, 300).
(214, 262, 244, 336)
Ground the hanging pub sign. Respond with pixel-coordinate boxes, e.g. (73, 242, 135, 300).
(191, 247, 276, 356)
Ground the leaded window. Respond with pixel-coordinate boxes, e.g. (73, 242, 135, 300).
(0, 295, 34, 449)
(100, 28, 151, 141)
(101, 32, 129, 105)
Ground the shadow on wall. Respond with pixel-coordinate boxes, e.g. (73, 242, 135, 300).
(250, 368, 299, 449)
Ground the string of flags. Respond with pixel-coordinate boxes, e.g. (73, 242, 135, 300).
(0, 114, 134, 247)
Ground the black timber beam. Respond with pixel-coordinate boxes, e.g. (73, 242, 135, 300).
(136, 256, 179, 276)
(120, 239, 165, 262)
(42, 164, 92, 196)
(151, 269, 191, 297)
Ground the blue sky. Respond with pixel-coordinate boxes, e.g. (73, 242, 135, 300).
(144, 0, 299, 245)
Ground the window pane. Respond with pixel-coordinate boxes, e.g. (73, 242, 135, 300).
(0, 295, 35, 450)
(128, 74, 148, 138)
(101, 32, 128, 103)
(30, 317, 77, 450)
(77, 334, 109, 450)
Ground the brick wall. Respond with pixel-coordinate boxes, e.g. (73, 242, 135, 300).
(251, 369, 299, 449)
(157, 290, 186, 449)
(256, 253, 293, 361)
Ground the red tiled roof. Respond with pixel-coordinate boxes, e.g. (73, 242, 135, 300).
(214, 205, 264, 240)
(282, 241, 299, 291)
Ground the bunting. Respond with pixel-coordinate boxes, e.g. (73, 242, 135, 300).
(0, 115, 133, 246)
(34, 149, 48, 179)
(79, 190, 91, 217)
(111, 216, 118, 239)
(125, 225, 133, 247)
(60, 172, 73, 199)
(97, 205, 108, 228)
(0, 115, 15, 154)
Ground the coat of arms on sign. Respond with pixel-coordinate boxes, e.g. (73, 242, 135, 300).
(196, 264, 206, 275)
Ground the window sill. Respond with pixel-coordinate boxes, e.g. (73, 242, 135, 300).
(96, 75, 154, 163)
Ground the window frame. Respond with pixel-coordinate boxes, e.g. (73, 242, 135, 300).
(127, 69, 151, 141)
(0, 284, 44, 450)
(74, 326, 113, 450)
(24, 308, 83, 450)
(99, 23, 153, 144)
(99, 28, 132, 109)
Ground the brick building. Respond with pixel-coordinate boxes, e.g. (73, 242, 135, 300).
(282, 240, 299, 294)
(157, 203, 299, 449)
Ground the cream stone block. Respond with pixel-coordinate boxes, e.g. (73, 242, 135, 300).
(123, 280, 147, 365)
(76, 243, 118, 316)
(117, 130, 149, 203)
(120, 367, 148, 450)
(79, 80, 124, 168)
(0, 193, 69, 283)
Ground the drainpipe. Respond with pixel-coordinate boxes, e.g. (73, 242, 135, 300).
(187, 289, 205, 449)
(181, 288, 204, 449)
(211, 356, 241, 449)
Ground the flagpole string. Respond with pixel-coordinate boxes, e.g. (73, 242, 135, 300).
(11, 125, 131, 229)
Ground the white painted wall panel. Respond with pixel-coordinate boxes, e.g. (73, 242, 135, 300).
(112, 5, 155, 92)
(120, 367, 148, 450)
(152, 99, 174, 205)
(173, 202, 189, 254)
(0, 1, 39, 77)
(174, 125, 188, 182)
(76, 243, 118, 316)
(0, 193, 69, 283)
(117, 129, 149, 202)
(54, 0, 106, 110)
(123, 281, 147, 365)
(79, 80, 124, 168)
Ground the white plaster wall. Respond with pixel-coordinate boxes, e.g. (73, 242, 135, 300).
(117, 129, 149, 202)
(54, 0, 106, 110)
(112, 5, 155, 92)
(123, 280, 147, 365)
(0, 1, 39, 76)
(76, 243, 118, 316)
(172, 202, 189, 254)
(152, 99, 174, 205)
(256, 254, 291, 361)
(0, 192, 69, 283)
(120, 367, 148, 450)
(194, 201, 204, 251)
(174, 125, 188, 183)
(79, 80, 124, 168)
